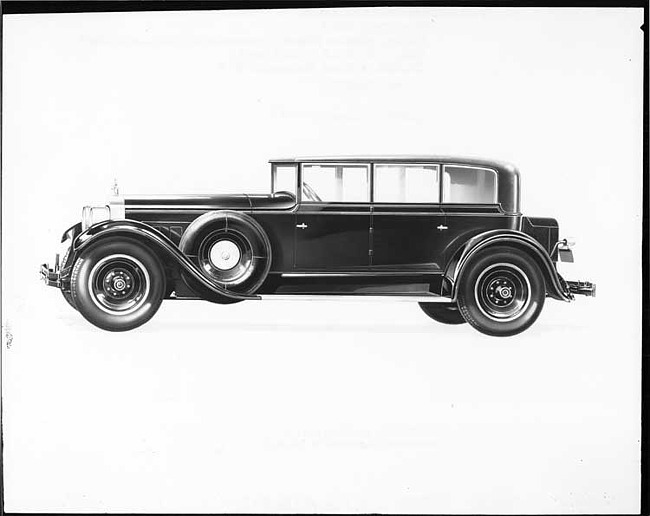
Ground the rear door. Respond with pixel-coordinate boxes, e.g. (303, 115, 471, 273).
(371, 163, 447, 272)
(440, 164, 518, 262)
(294, 163, 371, 270)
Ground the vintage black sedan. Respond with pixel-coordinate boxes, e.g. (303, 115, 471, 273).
(41, 156, 595, 336)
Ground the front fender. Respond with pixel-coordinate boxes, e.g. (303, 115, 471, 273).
(447, 229, 573, 302)
(61, 222, 82, 243)
(69, 219, 258, 301)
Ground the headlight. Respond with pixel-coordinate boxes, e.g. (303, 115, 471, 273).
(81, 205, 110, 231)
(109, 196, 125, 220)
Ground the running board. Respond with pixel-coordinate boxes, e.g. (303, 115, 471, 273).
(168, 292, 452, 303)
(257, 294, 452, 303)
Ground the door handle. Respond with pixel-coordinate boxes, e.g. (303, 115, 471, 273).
(437, 225, 448, 231)
(296, 223, 308, 229)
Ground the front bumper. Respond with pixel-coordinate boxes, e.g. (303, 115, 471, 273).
(40, 261, 61, 288)
(42, 228, 78, 289)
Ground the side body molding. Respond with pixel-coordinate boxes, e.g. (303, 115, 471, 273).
(446, 229, 573, 302)
(70, 219, 259, 301)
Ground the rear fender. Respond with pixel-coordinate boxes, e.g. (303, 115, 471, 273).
(69, 219, 258, 301)
(446, 229, 573, 302)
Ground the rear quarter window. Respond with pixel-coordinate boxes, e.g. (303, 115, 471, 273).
(442, 165, 497, 204)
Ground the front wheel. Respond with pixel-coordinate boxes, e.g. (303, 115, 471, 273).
(70, 238, 165, 331)
(457, 247, 545, 337)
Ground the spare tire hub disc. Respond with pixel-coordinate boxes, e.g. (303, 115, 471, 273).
(209, 240, 241, 271)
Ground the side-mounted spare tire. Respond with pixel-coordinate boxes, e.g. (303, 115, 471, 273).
(179, 210, 272, 304)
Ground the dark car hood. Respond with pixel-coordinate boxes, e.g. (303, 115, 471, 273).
(123, 192, 296, 211)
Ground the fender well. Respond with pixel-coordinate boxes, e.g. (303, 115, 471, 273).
(70, 219, 258, 301)
(447, 230, 572, 302)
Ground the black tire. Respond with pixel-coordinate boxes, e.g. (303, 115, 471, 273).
(179, 211, 271, 304)
(457, 246, 545, 337)
(61, 290, 77, 310)
(70, 237, 166, 331)
(419, 303, 466, 325)
(60, 248, 78, 310)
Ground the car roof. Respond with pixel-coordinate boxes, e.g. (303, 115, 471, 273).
(269, 155, 518, 173)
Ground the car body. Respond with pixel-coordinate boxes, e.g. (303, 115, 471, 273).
(41, 155, 595, 336)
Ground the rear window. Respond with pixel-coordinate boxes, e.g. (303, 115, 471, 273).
(374, 164, 440, 203)
(442, 165, 497, 204)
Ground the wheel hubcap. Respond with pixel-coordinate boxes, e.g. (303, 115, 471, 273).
(88, 254, 150, 315)
(103, 269, 133, 297)
(475, 263, 531, 322)
(487, 278, 516, 307)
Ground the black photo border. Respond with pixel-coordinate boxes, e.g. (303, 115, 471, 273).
(0, 1, 646, 515)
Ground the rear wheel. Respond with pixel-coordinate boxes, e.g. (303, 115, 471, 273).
(71, 238, 165, 331)
(419, 303, 466, 325)
(457, 246, 545, 337)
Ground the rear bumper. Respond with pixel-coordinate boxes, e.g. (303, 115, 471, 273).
(566, 280, 596, 297)
(40, 261, 61, 288)
(555, 239, 595, 298)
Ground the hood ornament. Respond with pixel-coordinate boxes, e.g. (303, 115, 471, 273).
(112, 178, 120, 196)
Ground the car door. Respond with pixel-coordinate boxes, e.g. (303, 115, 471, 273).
(294, 163, 371, 270)
(440, 164, 519, 262)
(371, 163, 447, 271)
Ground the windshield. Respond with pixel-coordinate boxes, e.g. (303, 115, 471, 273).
(271, 164, 298, 196)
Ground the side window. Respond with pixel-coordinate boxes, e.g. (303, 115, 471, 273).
(301, 164, 369, 203)
(442, 165, 497, 204)
(272, 164, 298, 195)
(374, 164, 440, 203)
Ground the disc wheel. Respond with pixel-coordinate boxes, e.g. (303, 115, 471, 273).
(70, 238, 165, 331)
(419, 303, 466, 325)
(457, 246, 545, 337)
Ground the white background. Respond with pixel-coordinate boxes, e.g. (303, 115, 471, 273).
(1, 7, 643, 513)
